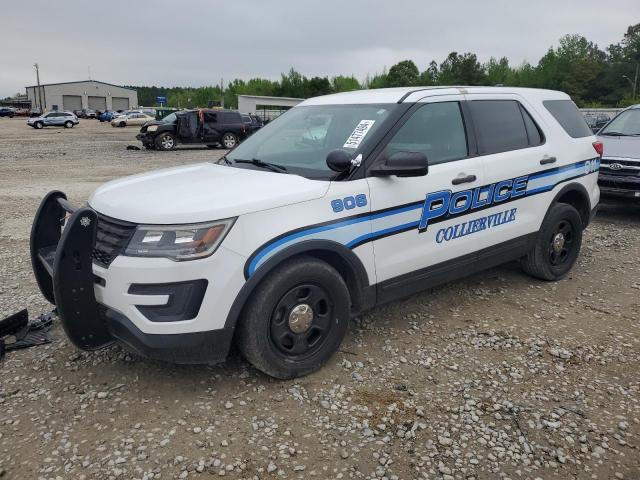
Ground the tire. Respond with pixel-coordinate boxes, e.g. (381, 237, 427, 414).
(34, 121, 43, 129)
(236, 257, 351, 379)
(521, 203, 583, 281)
(119, 121, 126, 127)
(155, 133, 176, 151)
(221, 133, 238, 149)
(64, 121, 73, 128)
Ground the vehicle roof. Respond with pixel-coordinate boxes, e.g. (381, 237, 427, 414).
(299, 86, 571, 106)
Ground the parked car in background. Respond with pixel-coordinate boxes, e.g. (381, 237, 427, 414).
(241, 113, 264, 135)
(111, 112, 155, 127)
(0, 107, 15, 118)
(30, 107, 42, 117)
(13, 108, 30, 117)
(27, 111, 79, 129)
(597, 104, 640, 199)
(136, 109, 247, 150)
(98, 110, 119, 122)
(584, 113, 611, 133)
(80, 109, 97, 119)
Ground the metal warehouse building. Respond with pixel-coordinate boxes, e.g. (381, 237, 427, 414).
(25, 80, 138, 112)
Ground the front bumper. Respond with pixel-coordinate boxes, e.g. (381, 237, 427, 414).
(598, 173, 640, 199)
(29, 191, 240, 364)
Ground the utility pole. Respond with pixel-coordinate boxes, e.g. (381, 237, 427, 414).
(220, 78, 224, 108)
(34, 63, 43, 112)
(623, 64, 639, 102)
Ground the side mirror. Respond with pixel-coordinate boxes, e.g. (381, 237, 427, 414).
(370, 151, 428, 177)
(326, 149, 353, 172)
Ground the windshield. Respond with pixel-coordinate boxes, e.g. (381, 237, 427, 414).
(162, 112, 177, 123)
(600, 109, 640, 136)
(225, 104, 395, 177)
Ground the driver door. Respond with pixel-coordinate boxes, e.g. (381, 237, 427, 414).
(366, 96, 485, 289)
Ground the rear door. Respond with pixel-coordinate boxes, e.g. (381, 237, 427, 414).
(463, 94, 552, 250)
(366, 95, 485, 284)
(203, 111, 221, 143)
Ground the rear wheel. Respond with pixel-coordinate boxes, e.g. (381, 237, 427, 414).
(155, 133, 176, 151)
(221, 133, 238, 149)
(64, 121, 73, 128)
(119, 121, 126, 127)
(236, 257, 350, 379)
(521, 203, 583, 281)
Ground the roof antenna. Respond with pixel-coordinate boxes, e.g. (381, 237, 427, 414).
(88, 65, 91, 80)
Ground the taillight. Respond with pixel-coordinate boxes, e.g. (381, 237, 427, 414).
(592, 141, 603, 158)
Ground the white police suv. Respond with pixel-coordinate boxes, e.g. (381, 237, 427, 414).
(31, 87, 601, 378)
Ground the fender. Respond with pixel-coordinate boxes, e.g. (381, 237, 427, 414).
(224, 239, 373, 330)
(549, 182, 592, 228)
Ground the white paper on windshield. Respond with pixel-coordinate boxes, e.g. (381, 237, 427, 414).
(343, 120, 375, 149)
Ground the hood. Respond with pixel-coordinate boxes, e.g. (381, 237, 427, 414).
(598, 134, 640, 160)
(88, 163, 330, 224)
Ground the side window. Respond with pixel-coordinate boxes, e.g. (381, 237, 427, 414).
(204, 112, 218, 123)
(469, 100, 530, 155)
(520, 105, 544, 146)
(223, 112, 241, 124)
(384, 102, 468, 165)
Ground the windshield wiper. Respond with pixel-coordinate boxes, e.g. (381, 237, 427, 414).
(233, 158, 287, 173)
(600, 131, 629, 136)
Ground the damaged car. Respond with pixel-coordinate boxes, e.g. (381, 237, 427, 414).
(136, 109, 247, 150)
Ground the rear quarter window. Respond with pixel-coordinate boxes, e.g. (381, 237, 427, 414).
(223, 112, 242, 123)
(543, 100, 592, 138)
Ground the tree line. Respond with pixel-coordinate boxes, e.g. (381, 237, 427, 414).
(129, 23, 639, 110)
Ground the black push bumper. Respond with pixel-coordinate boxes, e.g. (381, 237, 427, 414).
(30, 191, 233, 363)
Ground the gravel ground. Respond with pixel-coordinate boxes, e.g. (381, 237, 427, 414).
(0, 117, 639, 480)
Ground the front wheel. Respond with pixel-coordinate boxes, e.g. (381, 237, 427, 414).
(221, 133, 238, 149)
(155, 133, 176, 151)
(236, 257, 350, 379)
(521, 203, 583, 281)
(34, 121, 43, 129)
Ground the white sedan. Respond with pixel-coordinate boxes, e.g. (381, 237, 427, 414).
(111, 112, 155, 127)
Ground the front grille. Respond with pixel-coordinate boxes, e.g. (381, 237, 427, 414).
(600, 158, 640, 177)
(92, 214, 136, 268)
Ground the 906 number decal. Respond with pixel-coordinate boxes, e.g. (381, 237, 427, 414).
(331, 194, 367, 213)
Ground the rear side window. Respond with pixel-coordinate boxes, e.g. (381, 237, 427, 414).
(469, 100, 536, 155)
(223, 112, 242, 123)
(543, 100, 592, 138)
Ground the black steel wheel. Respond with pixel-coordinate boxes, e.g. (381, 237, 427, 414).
(521, 203, 583, 281)
(269, 283, 335, 359)
(237, 257, 350, 379)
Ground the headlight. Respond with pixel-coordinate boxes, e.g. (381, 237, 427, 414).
(124, 218, 235, 261)
(147, 125, 158, 132)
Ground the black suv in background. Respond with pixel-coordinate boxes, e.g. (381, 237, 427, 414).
(137, 109, 248, 151)
(241, 113, 264, 135)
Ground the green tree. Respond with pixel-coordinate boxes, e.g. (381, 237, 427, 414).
(332, 75, 361, 92)
(485, 57, 512, 85)
(386, 60, 419, 87)
(438, 52, 486, 85)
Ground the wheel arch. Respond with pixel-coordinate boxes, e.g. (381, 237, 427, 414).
(550, 182, 592, 228)
(224, 240, 374, 331)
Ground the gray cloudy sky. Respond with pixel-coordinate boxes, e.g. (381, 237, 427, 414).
(1, 0, 638, 97)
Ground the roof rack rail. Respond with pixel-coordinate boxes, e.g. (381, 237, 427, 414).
(396, 86, 472, 104)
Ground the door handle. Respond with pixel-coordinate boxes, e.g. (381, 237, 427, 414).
(540, 156, 557, 165)
(451, 174, 477, 185)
